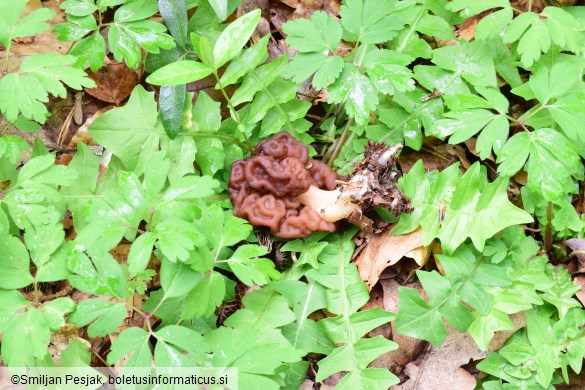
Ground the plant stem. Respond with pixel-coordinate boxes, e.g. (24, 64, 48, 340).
(213, 71, 252, 148)
(325, 118, 353, 167)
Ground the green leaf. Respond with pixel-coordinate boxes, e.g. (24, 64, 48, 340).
(284, 11, 341, 53)
(0, 54, 95, 124)
(68, 33, 107, 73)
(192, 91, 221, 132)
(213, 9, 261, 69)
(285, 53, 344, 90)
(53, 15, 97, 41)
(340, 0, 403, 44)
(90, 86, 163, 174)
(225, 288, 296, 329)
(328, 63, 378, 125)
(60, 338, 92, 367)
(395, 161, 533, 254)
(146, 60, 213, 85)
(476, 8, 513, 40)
(0, 290, 30, 332)
(109, 20, 175, 69)
(159, 84, 186, 138)
(503, 7, 583, 67)
(154, 325, 209, 366)
(25, 221, 68, 282)
(69, 298, 126, 337)
(205, 327, 303, 388)
(60, 142, 101, 231)
(446, 0, 511, 16)
(128, 232, 156, 276)
(283, 11, 344, 89)
(68, 249, 127, 297)
(362, 48, 415, 95)
(231, 55, 288, 106)
(107, 327, 152, 366)
(153, 219, 204, 262)
(0, 234, 33, 289)
(42, 298, 75, 332)
(159, 258, 200, 298)
(539, 267, 581, 319)
(158, 0, 188, 48)
(2, 308, 50, 366)
(431, 41, 497, 88)
(0, 0, 55, 51)
(219, 34, 269, 86)
(182, 271, 225, 318)
(226, 244, 281, 286)
(207, 0, 228, 21)
(497, 129, 583, 200)
(528, 61, 582, 104)
(158, 175, 219, 204)
(61, 0, 98, 17)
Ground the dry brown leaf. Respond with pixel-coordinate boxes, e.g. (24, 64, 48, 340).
(487, 312, 526, 352)
(396, 326, 486, 390)
(456, 16, 478, 41)
(355, 227, 428, 291)
(85, 62, 139, 104)
(278, 0, 340, 19)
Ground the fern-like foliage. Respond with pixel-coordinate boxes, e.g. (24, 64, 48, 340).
(394, 160, 532, 254)
(305, 230, 399, 389)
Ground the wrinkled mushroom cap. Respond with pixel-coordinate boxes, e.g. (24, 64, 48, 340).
(228, 132, 337, 238)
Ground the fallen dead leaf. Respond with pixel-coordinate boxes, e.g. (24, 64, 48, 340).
(456, 16, 478, 41)
(355, 227, 428, 291)
(487, 312, 526, 352)
(85, 62, 139, 104)
(396, 326, 486, 390)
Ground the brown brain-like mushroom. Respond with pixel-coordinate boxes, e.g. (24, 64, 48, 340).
(228, 132, 411, 238)
(229, 132, 337, 238)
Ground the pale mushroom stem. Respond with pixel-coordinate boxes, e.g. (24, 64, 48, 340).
(297, 185, 361, 223)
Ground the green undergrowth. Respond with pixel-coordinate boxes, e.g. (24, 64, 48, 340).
(2, 0, 585, 389)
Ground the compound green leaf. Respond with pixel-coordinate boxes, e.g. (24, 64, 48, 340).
(284, 11, 341, 53)
(328, 63, 378, 125)
(225, 244, 280, 286)
(107, 327, 152, 366)
(182, 271, 225, 319)
(340, 0, 403, 44)
(431, 41, 497, 88)
(395, 161, 532, 254)
(69, 298, 126, 337)
(68, 249, 127, 298)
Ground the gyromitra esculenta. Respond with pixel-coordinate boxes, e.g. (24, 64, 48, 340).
(228, 131, 411, 238)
